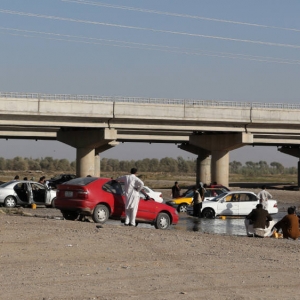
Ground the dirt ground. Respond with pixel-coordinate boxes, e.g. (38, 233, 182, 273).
(1, 188, 300, 300)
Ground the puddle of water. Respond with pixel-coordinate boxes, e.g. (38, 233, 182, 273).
(176, 212, 286, 236)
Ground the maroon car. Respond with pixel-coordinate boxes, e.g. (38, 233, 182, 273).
(55, 177, 179, 230)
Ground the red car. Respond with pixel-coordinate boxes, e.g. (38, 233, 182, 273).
(55, 177, 179, 230)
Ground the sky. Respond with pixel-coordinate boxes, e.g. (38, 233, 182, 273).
(1, 0, 300, 167)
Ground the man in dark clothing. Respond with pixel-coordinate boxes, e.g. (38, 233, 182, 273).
(274, 206, 300, 240)
(245, 204, 274, 237)
(171, 181, 181, 198)
(191, 185, 201, 217)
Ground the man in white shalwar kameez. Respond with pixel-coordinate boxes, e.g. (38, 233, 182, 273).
(257, 185, 272, 210)
(118, 168, 144, 226)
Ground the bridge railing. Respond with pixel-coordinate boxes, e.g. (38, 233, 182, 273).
(1, 91, 299, 109)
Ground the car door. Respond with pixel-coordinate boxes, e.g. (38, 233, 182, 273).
(102, 180, 124, 217)
(216, 193, 239, 215)
(238, 193, 258, 215)
(136, 194, 156, 221)
(31, 182, 47, 204)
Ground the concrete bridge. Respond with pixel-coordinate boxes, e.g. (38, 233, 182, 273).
(1, 91, 300, 187)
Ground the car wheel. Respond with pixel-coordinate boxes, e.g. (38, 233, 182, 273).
(202, 208, 215, 219)
(61, 211, 79, 220)
(155, 213, 171, 230)
(92, 205, 109, 223)
(177, 203, 187, 213)
(4, 196, 17, 208)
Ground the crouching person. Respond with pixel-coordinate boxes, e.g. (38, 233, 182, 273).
(245, 204, 274, 238)
(273, 206, 300, 240)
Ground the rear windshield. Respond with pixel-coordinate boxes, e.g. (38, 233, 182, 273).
(62, 177, 97, 186)
(0, 181, 14, 187)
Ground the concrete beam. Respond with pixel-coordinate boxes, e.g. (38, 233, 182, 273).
(278, 146, 300, 158)
(0, 131, 56, 139)
(96, 141, 119, 154)
(57, 128, 117, 148)
(189, 132, 253, 151)
(117, 134, 189, 143)
(179, 143, 211, 157)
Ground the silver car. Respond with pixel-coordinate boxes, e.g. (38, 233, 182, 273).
(0, 180, 56, 208)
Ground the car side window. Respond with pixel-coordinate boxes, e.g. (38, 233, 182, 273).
(102, 180, 123, 195)
(139, 192, 146, 199)
(204, 190, 211, 197)
(225, 195, 232, 202)
(239, 194, 249, 202)
(249, 194, 258, 201)
(231, 194, 240, 202)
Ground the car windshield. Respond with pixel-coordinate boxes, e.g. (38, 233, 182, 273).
(208, 192, 228, 202)
(62, 177, 97, 186)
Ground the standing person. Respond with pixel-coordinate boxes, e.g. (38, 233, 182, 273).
(38, 176, 45, 184)
(199, 182, 206, 201)
(13, 175, 19, 181)
(273, 206, 300, 240)
(171, 181, 181, 198)
(191, 185, 201, 217)
(257, 185, 272, 210)
(245, 204, 274, 237)
(118, 168, 144, 227)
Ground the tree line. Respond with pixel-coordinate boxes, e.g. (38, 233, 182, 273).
(0, 156, 296, 175)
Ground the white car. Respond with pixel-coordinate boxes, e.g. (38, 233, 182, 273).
(141, 186, 163, 203)
(0, 180, 57, 208)
(199, 191, 278, 218)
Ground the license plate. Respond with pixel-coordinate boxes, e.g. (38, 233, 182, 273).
(65, 191, 73, 197)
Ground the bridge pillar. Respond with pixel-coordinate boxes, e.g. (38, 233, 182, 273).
(179, 144, 211, 184)
(57, 128, 117, 177)
(94, 154, 100, 177)
(196, 155, 211, 185)
(77, 148, 95, 177)
(278, 146, 300, 187)
(211, 150, 229, 187)
(189, 133, 253, 188)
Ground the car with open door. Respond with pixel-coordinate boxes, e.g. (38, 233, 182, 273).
(0, 180, 57, 208)
(55, 177, 179, 230)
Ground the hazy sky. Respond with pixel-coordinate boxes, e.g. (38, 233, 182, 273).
(1, 1, 300, 167)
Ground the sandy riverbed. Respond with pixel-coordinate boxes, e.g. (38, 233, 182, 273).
(1, 188, 300, 299)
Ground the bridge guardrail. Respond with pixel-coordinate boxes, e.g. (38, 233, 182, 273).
(0, 91, 299, 109)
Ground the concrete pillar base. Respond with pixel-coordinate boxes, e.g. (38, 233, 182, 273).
(76, 148, 95, 177)
(211, 150, 229, 188)
(196, 156, 211, 185)
(94, 154, 100, 177)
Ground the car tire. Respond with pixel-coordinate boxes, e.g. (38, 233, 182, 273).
(92, 205, 109, 224)
(4, 196, 17, 208)
(202, 208, 215, 219)
(61, 211, 79, 220)
(155, 213, 171, 230)
(177, 203, 188, 213)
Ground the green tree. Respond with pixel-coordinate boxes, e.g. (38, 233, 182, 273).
(270, 162, 284, 174)
(0, 157, 6, 170)
(229, 161, 242, 173)
(12, 156, 28, 171)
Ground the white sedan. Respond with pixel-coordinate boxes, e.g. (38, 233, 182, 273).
(141, 186, 163, 203)
(0, 180, 57, 208)
(200, 191, 278, 218)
